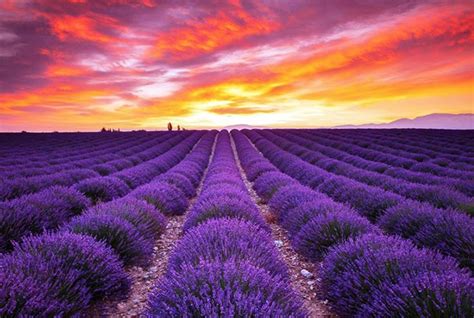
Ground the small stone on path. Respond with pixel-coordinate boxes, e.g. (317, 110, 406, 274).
(274, 240, 284, 248)
(301, 269, 313, 279)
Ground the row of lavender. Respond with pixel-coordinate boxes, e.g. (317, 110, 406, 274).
(0, 131, 205, 253)
(0, 131, 216, 316)
(0, 132, 169, 164)
(278, 130, 474, 197)
(299, 129, 474, 177)
(0, 134, 164, 179)
(0, 132, 194, 201)
(308, 129, 474, 165)
(145, 131, 307, 316)
(260, 130, 474, 211)
(243, 130, 473, 269)
(0, 132, 166, 173)
(301, 131, 474, 184)
(311, 129, 472, 163)
(232, 130, 473, 317)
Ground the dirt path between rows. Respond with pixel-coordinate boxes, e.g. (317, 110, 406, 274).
(230, 135, 336, 318)
(87, 136, 217, 317)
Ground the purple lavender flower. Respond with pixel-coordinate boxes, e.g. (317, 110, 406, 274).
(292, 209, 378, 261)
(281, 199, 349, 236)
(184, 196, 268, 232)
(0, 201, 43, 253)
(253, 171, 297, 202)
(360, 271, 473, 317)
(65, 213, 153, 266)
(131, 181, 188, 216)
(1, 232, 130, 316)
(413, 210, 474, 270)
(168, 218, 288, 278)
(268, 184, 327, 220)
(156, 172, 196, 198)
(145, 261, 307, 317)
(321, 234, 462, 316)
(318, 176, 400, 221)
(378, 200, 438, 239)
(88, 197, 167, 241)
(0, 186, 90, 252)
(74, 176, 130, 204)
(246, 161, 278, 181)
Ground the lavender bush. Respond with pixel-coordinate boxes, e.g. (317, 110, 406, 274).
(168, 218, 288, 278)
(146, 261, 306, 317)
(321, 234, 462, 316)
(293, 209, 378, 261)
(378, 201, 438, 239)
(0, 201, 43, 253)
(1, 252, 91, 317)
(268, 184, 326, 220)
(88, 197, 167, 241)
(131, 182, 188, 216)
(281, 199, 349, 236)
(362, 271, 473, 317)
(65, 213, 153, 266)
(253, 171, 297, 202)
(380, 201, 474, 270)
(183, 196, 269, 232)
(0, 187, 90, 252)
(156, 172, 196, 198)
(74, 176, 130, 204)
(1, 232, 130, 316)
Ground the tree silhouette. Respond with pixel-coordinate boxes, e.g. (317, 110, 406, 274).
(167, 122, 173, 131)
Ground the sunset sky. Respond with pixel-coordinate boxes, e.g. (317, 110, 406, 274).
(0, 0, 473, 131)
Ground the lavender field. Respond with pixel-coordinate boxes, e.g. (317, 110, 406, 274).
(0, 129, 473, 317)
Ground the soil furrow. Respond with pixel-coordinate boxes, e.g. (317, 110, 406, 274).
(90, 136, 217, 317)
(230, 134, 336, 318)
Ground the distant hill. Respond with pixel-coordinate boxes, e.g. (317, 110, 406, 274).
(335, 113, 473, 130)
(222, 124, 265, 130)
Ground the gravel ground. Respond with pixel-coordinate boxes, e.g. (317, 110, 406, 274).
(86, 136, 216, 317)
(103, 215, 187, 317)
(230, 135, 337, 318)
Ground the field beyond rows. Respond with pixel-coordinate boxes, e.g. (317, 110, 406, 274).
(1, 129, 473, 317)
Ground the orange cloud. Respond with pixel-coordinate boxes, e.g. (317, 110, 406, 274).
(46, 13, 126, 43)
(233, 4, 473, 108)
(46, 65, 90, 77)
(275, 5, 474, 79)
(0, 84, 114, 112)
(148, 6, 278, 61)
